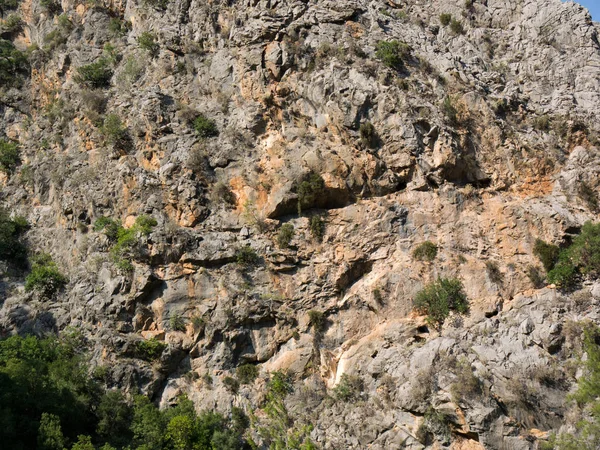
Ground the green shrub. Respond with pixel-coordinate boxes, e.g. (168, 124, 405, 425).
(136, 338, 166, 361)
(109, 215, 157, 272)
(412, 241, 438, 262)
(75, 59, 113, 88)
(223, 376, 239, 394)
(439, 13, 452, 26)
(450, 18, 465, 35)
(375, 40, 410, 69)
(414, 277, 468, 327)
(276, 223, 294, 248)
(359, 122, 377, 148)
(2, 14, 22, 33)
(25, 253, 68, 298)
(0, 0, 19, 12)
(137, 32, 159, 56)
(0, 139, 20, 173)
(0, 39, 28, 87)
(235, 245, 259, 267)
(169, 313, 186, 332)
(310, 215, 325, 241)
(236, 364, 258, 384)
(308, 310, 326, 333)
(533, 238, 560, 272)
(100, 114, 127, 145)
(296, 172, 325, 214)
(0, 209, 28, 264)
(333, 373, 364, 402)
(94, 216, 121, 241)
(193, 114, 218, 138)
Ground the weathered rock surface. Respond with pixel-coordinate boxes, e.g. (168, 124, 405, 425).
(1, 0, 600, 448)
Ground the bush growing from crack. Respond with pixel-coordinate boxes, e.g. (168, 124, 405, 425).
(375, 40, 410, 69)
(236, 245, 259, 267)
(193, 113, 218, 138)
(75, 59, 113, 88)
(136, 338, 166, 361)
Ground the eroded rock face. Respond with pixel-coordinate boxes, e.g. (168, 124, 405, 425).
(1, 0, 600, 448)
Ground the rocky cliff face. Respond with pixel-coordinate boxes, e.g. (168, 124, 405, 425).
(1, 0, 600, 448)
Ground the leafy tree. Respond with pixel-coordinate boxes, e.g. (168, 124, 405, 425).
(71, 435, 95, 450)
(96, 390, 133, 447)
(37, 413, 65, 450)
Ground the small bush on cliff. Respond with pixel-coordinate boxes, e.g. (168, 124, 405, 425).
(414, 277, 468, 327)
(100, 114, 128, 145)
(547, 222, 600, 289)
(333, 373, 364, 402)
(308, 310, 326, 333)
(193, 114, 219, 138)
(75, 59, 113, 88)
(236, 364, 259, 384)
(533, 238, 560, 272)
(0, 139, 20, 173)
(136, 338, 166, 361)
(310, 215, 325, 241)
(296, 172, 325, 214)
(439, 13, 452, 26)
(375, 40, 410, 69)
(137, 32, 159, 56)
(276, 223, 294, 248)
(412, 241, 438, 262)
(236, 245, 259, 267)
(359, 122, 378, 148)
(25, 253, 68, 298)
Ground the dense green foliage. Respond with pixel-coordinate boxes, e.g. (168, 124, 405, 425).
(24, 253, 68, 298)
(296, 172, 325, 214)
(413, 277, 468, 327)
(0, 38, 28, 88)
(0, 333, 250, 450)
(412, 241, 438, 262)
(75, 59, 113, 88)
(193, 114, 219, 138)
(546, 222, 600, 289)
(0, 209, 27, 264)
(375, 40, 410, 69)
(276, 223, 294, 248)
